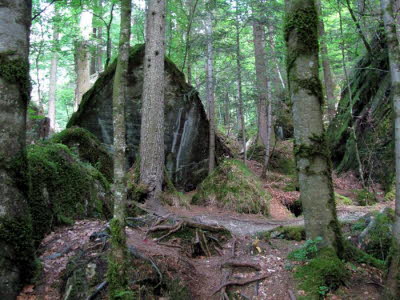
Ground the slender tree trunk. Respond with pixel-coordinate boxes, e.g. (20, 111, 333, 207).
(224, 92, 230, 127)
(139, 0, 167, 209)
(0, 1, 34, 298)
(285, 0, 343, 254)
(74, 11, 92, 111)
(252, 19, 268, 148)
(345, 0, 372, 54)
(48, 19, 59, 132)
(338, 0, 367, 189)
(316, 0, 336, 121)
(235, 5, 246, 163)
(381, 0, 400, 297)
(107, 0, 131, 298)
(205, 10, 216, 173)
(105, 3, 115, 69)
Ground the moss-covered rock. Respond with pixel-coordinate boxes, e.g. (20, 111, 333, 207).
(51, 127, 113, 181)
(27, 143, 111, 243)
(192, 159, 270, 215)
(327, 33, 393, 191)
(68, 44, 231, 191)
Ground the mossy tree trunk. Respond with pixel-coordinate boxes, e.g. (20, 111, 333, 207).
(381, 0, 400, 297)
(205, 8, 216, 174)
(139, 0, 167, 209)
(0, 1, 35, 298)
(108, 0, 131, 298)
(235, 3, 246, 163)
(48, 8, 59, 132)
(284, 0, 343, 254)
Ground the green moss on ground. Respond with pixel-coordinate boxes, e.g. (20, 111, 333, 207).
(52, 127, 113, 181)
(192, 159, 270, 215)
(107, 219, 131, 300)
(335, 193, 353, 205)
(27, 142, 111, 243)
(294, 248, 349, 299)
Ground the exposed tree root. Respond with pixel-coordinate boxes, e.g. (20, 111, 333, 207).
(212, 274, 269, 295)
(85, 281, 108, 300)
(221, 260, 261, 271)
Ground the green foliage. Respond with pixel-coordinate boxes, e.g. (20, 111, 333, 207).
(362, 210, 394, 260)
(288, 237, 323, 261)
(192, 159, 270, 215)
(355, 189, 377, 206)
(342, 240, 385, 270)
(27, 142, 110, 243)
(52, 127, 113, 181)
(294, 248, 349, 299)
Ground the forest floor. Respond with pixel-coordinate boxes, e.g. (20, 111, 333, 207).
(18, 159, 392, 300)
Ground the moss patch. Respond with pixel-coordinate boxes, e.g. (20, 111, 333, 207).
(0, 51, 30, 103)
(335, 193, 353, 205)
(27, 143, 111, 244)
(192, 159, 270, 215)
(294, 248, 349, 298)
(52, 127, 113, 182)
(0, 216, 38, 284)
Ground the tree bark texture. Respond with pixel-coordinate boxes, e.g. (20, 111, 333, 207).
(252, 19, 269, 148)
(381, 0, 400, 297)
(0, 0, 33, 298)
(316, 0, 336, 121)
(139, 0, 167, 208)
(235, 5, 246, 162)
(285, 0, 343, 254)
(48, 19, 59, 132)
(205, 10, 216, 173)
(108, 0, 131, 297)
(74, 40, 91, 110)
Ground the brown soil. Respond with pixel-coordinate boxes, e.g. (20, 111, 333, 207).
(17, 158, 391, 300)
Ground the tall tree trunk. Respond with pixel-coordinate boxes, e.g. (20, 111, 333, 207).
(381, 0, 400, 297)
(345, 0, 372, 54)
(139, 0, 167, 209)
(252, 19, 268, 148)
(235, 4, 246, 163)
(104, 3, 115, 69)
(48, 18, 59, 132)
(285, 0, 343, 254)
(0, 1, 35, 298)
(107, 0, 131, 298)
(316, 0, 336, 121)
(74, 40, 91, 110)
(74, 11, 92, 111)
(205, 9, 216, 173)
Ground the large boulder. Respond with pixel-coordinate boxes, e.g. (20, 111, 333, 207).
(68, 45, 229, 191)
(327, 33, 393, 190)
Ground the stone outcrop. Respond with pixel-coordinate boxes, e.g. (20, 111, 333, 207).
(68, 45, 229, 191)
(327, 33, 394, 190)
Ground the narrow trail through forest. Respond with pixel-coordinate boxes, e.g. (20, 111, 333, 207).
(18, 159, 390, 300)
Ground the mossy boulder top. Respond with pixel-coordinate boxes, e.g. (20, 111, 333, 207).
(68, 44, 229, 191)
(192, 159, 270, 215)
